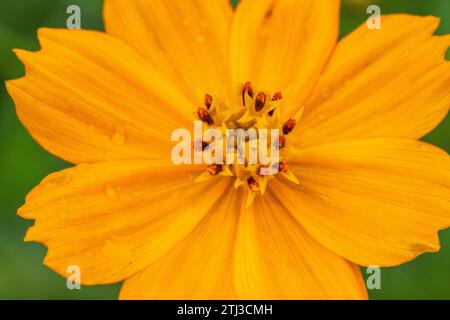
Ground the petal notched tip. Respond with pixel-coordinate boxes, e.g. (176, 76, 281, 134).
(23, 225, 40, 243)
(17, 205, 31, 219)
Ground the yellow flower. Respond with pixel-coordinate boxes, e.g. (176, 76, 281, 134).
(5, 0, 450, 300)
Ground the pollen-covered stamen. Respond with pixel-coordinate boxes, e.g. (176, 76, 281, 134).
(283, 118, 296, 135)
(207, 164, 223, 176)
(242, 81, 254, 106)
(255, 92, 267, 112)
(194, 83, 301, 206)
(204, 94, 213, 110)
(197, 107, 214, 125)
(247, 176, 259, 192)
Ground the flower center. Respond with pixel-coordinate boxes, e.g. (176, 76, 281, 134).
(195, 82, 302, 206)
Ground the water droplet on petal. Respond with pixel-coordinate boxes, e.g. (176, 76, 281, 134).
(58, 211, 68, 219)
(196, 35, 205, 43)
(132, 189, 142, 198)
(80, 218, 91, 225)
(345, 79, 354, 87)
(105, 185, 120, 201)
(87, 124, 96, 134)
(76, 163, 91, 172)
(182, 18, 190, 26)
(45, 173, 69, 188)
(320, 85, 332, 99)
(319, 193, 331, 203)
(60, 98, 74, 112)
(111, 125, 126, 145)
(109, 231, 121, 240)
(417, 143, 427, 150)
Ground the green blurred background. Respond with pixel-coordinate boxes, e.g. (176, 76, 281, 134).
(0, 0, 449, 300)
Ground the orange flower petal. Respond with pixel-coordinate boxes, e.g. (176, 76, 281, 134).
(103, 0, 233, 103)
(230, 0, 340, 115)
(233, 195, 368, 299)
(6, 28, 195, 164)
(20, 161, 231, 284)
(119, 189, 240, 300)
(272, 138, 450, 267)
(294, 15, 450, 146)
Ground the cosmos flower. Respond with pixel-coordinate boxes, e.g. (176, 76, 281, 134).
(6, 0, 450, 299)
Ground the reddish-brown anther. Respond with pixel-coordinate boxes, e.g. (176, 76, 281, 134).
(272, 92, 283, 101)
(207, 164, 223, 176)
(255, 92, 267, 112)
(242, 81, 254, 106)
(204, 94, 213, 110)
(278, 135, 286, 148)
(197, 107, 214, 125)
(247, 176, 259, 192)
(283, 119, 296, 135)
(278, 161, 289, 173)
